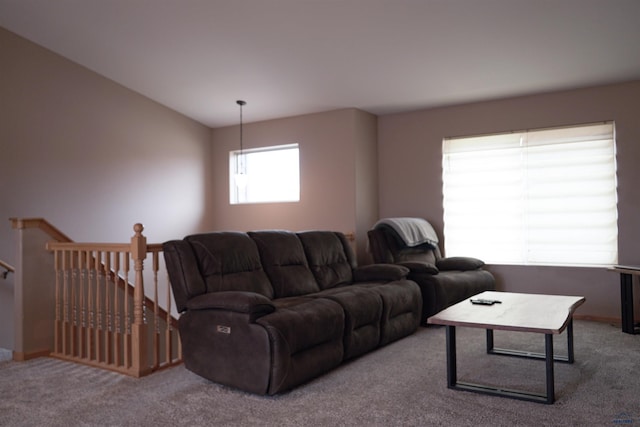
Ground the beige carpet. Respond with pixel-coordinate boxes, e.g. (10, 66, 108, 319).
(1, 320, 639, 426)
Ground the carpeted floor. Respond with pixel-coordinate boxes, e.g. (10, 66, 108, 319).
(1, 320, 639, 426)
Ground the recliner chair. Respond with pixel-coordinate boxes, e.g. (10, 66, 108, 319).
(367, 217, 496, 323)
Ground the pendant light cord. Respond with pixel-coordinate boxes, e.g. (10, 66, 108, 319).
(236, 100, 246, 174)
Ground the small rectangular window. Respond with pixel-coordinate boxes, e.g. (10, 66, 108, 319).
(229, 144, 300, 204)
(442, 122, 618, 267)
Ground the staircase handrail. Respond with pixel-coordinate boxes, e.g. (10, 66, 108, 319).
(0, 259, 14, 272)
(0, 259, 14, 279)
(11, 217, 72, 242)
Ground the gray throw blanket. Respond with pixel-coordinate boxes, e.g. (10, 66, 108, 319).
(374, 217, 439, 247)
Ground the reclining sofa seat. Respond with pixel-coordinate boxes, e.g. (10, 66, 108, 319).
(367, 218, 496, 323)
(163, 230, 422, 395)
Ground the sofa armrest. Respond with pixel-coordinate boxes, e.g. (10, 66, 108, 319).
(436, 257, 485, 271)
(353, 264, 410, 282)
(397, 261, 439, 275)
(185, 291, 275, 319)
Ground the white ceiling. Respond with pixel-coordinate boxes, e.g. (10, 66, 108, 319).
(1, 0, 640, 128)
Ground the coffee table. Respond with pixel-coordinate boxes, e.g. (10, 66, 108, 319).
(427, 291, 585, 404)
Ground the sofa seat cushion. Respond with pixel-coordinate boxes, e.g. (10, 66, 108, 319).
(313, 286, 383, 360)
(271, 296, 317, 309)
(256, 298, 345, 394)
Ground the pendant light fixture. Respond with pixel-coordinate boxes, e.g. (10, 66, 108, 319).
(235, 100, 248, 188)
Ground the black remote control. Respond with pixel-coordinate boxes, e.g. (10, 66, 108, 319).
(470, 298, 500, 305)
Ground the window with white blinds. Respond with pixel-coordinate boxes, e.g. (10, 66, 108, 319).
(442, 122, 618, 267)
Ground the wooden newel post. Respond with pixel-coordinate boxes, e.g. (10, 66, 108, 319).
(131, 223, 149, 376)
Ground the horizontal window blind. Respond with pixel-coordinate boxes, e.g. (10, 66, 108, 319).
(442, 122, 617, 267)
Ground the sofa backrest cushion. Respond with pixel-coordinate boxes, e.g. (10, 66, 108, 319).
(297, 231, 356, 290)
(162, 239, 207, 313)
(185, 232, 274, 299)
(369, 226, 440, 265)
(248, 231, 320, 298)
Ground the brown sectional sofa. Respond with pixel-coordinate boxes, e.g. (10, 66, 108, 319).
(163, 230, 422, 395)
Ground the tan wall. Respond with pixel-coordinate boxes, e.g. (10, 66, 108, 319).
(210, 108, 378, 262)
(0, 28, 213, 350)
(354, 110, 379, 264)
(377, 81, 640, 319)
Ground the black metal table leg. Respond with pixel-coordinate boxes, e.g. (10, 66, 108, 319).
(486, 329, 494, 354)
(566, 318, 574, 363)
(445, 325, 457, 388)
(545, 333, 555, 404)
(620, 272, 636, 334)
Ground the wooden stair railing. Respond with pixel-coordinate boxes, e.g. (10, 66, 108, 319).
(0, 259, 14, 279)
(45, 223, 181, 377)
